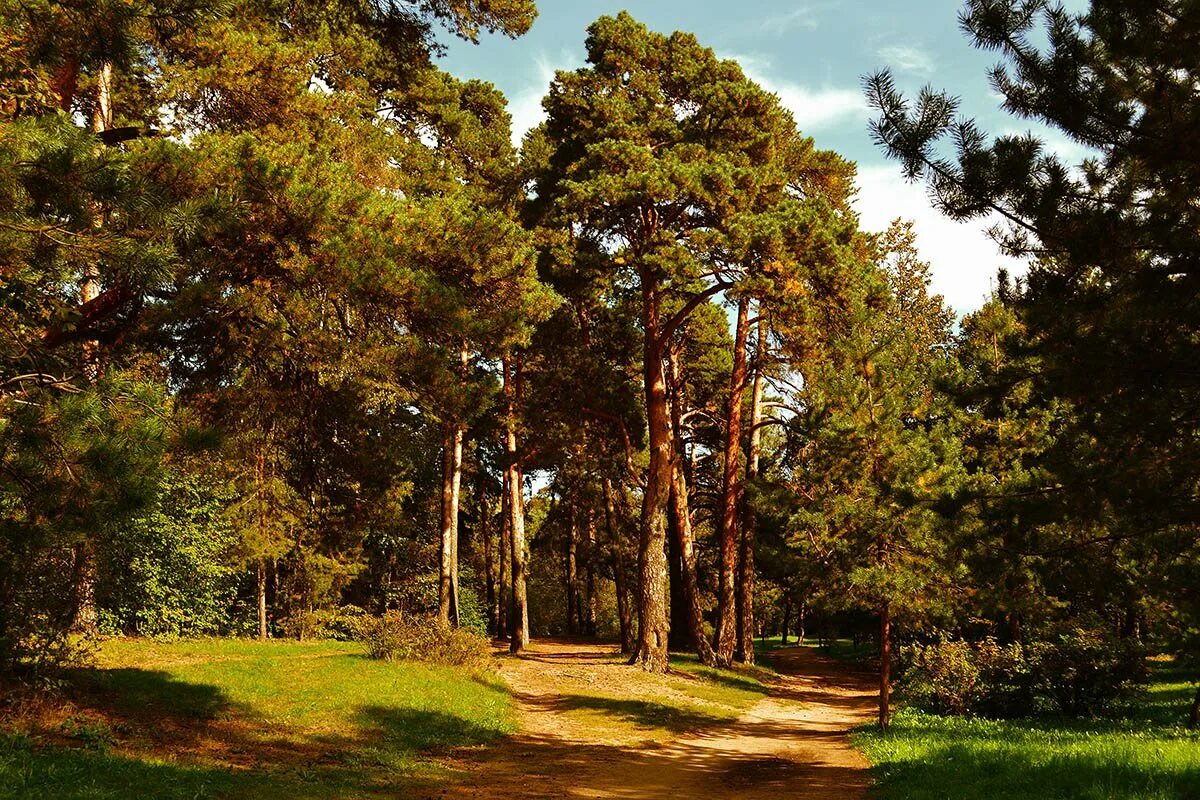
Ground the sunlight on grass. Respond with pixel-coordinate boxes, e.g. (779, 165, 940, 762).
(855, 665, 1200, 800)
(0, 638, 514, 800)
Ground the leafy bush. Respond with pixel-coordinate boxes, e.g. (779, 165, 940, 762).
(357, 611, 491, 668)
(1026, 621, 1147, 716)
(97, 470, 239, 639)
(900, 626, 1146, 718)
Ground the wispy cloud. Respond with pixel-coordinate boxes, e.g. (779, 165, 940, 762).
(757, 6, 819, 35)
(877, 44, 934, 76)
(507, 49, 581, 146)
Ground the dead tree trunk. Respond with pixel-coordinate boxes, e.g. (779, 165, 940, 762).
(504, 358, 529, 653)
(715, 298, 751, 666)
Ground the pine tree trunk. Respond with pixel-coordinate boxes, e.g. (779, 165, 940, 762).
(604, 477, 634, 654)
(879, 602, 892, 729)
(633, 284, 671, 672)
(566, 505, 579, 635)
(504, 358, 529, 653)
(438, 422, 463, 626)
(498, 485, 510, 640)
(736, 316, 765, 664)
(781, 595, 791, 644)
(257, 559, 268, 640)
(72, 61, 113, 636)
(480, 478, 496, 636)
(585, 511, 597, 637)
(666, 489, 689, 650)
(797, 601, 806, 646)
(715, 298, 750, 666)
(670, 462, 716, 665)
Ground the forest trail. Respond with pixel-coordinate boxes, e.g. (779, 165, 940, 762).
(445, 639, 876, 799)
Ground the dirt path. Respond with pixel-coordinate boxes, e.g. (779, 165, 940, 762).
(446, 640, 876, 800)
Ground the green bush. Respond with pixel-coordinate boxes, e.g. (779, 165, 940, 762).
(900, 625, 1145, 718)
(357, 611, 491, 668)
(277, 604, 366, 641)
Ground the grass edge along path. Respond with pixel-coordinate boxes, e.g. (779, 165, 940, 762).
(853, 661, 1200, 800)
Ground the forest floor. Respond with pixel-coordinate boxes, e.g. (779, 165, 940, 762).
(445, 638, 876, 800)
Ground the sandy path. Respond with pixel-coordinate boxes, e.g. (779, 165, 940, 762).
(446, 640, 876, 800)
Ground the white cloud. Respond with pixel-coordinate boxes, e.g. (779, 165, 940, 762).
(723, 53, 869, 131)
(877, 44, 934, 76)
(853, 164, 1028, 314)
(508, 50, 581, 146)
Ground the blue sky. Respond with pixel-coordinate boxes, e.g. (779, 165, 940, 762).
(438, 2, 1087, 315)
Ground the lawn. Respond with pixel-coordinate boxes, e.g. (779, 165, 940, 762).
(0, 638, 514, 799)
(855, 662, 1200, 800)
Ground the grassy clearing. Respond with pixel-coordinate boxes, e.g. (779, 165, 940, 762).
(0, 638, 513, 800)
(855, 662, 1200, 800)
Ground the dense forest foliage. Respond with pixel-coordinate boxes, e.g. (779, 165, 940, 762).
(1, 0, 1196, 728)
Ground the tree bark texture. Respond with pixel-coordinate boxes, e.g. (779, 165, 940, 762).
(736, 313, 765, 664)
(438, 422, 463, 626)
(504, 358, 529, 653)
(715, 298, 750, 666)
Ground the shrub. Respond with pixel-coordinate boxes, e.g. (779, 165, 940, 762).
(357, 611, 491, 668)
(277, 605, 366, 641)
(1026, 621, 1147, 716)
(899, 625, 1146, 718)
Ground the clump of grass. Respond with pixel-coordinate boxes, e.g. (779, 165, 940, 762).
(855, 664, 1200, 800)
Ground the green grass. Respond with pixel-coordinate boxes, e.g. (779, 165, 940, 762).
(855, 662, 1200, 800)
(1, 638, 514, 799)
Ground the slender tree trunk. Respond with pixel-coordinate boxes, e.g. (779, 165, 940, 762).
(71, 62, 114, 636)
(879, 602, 892, 729)
(504, 358, 529, 653)
(438, 422, 463, 626)
(736, 314, 765, 664)
(664, 346, 714, 663)
(585, 510, 598, 636)
(604, 477, 634, 654)
(666, 489, 689, 650)
(498, 481, 510, 640)
(781, 595, 791, 644)
(715, 298, 751, 666)
(566, 503, 579, 635)
(257, 560, 268, 640)
(669, 463, 716, 665)
(797, 601, 807, 646)
(480, 478, 496, 636)
(633, 283, 671, 672)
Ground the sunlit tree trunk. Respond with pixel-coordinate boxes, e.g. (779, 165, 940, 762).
(633, 282, 671, 671)
(505, 358, 529, 652)
(498, 483, 510, 640)
(584, 509, 598, 636)
(716, 298, 750, 666)
(736, 314, 765, 664)
(438, 421, 463, 626)
(257, 560, 268, 640)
